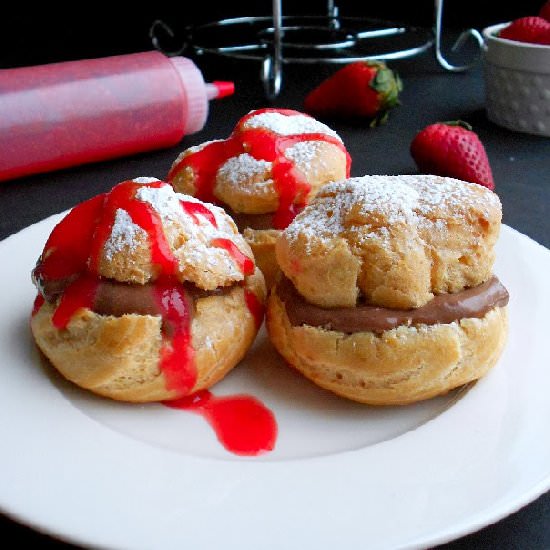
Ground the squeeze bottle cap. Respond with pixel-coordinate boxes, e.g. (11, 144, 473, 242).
(167, 56, 235, 135)
(206, 81, 235, 100)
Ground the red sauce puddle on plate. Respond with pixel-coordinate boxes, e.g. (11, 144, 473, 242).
(163, 390, 277, 456)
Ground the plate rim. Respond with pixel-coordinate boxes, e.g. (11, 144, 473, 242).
(0, 218, 549, 550)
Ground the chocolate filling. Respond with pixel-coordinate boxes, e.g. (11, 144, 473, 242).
(93, 280, 230, 317)
(94, 280, 164, 317)
(35, 271, 231, 318)
(32, 272, 77, 303)
(277, 275, 509, 333)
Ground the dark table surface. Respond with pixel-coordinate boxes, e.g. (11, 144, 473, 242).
(0, 41, 549, 549)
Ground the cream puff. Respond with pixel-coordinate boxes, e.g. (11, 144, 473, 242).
(31, 177, 265, 402)
(267, 175, 509, 405)
(167, 108, 350, 286)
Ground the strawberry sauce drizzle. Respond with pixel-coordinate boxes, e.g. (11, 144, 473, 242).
(168, 108, 351, 229)
(163, 390, 277, 456)
(153, 279, 196, 394)
(180, 200, 218, 228)
(244, 288, 264, 329)
(172, 140, 242, 204)
(32, 294, 45, 317)
(51, 275, 99, 329)
(88, 179, 178, 276)
(34, 194, 105, 281)
(211, 238, 255, 276)
(33, 179, 276, 456)
(180, 199, 255, 278)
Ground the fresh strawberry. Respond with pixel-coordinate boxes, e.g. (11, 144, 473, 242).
(499, 16, 550, 45)
(303, 61, 402, 126)
(410, 121, 495, 190)
(539, 1, 550, 22)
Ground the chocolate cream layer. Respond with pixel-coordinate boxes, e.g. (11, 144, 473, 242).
(35, 272, 230, 317)
(277, 275, 509, 333)
(94, 280, 230, 317)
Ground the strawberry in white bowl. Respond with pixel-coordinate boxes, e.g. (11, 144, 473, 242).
(482, 10, 550, 137)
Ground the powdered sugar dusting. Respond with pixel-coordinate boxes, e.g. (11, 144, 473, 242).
(284, 141, 324, 173)
(285, 174, 501, 249)
(135, 184, 248, 283)
(203, 335, 214, 350)
(287, 177, 418, 241)
(413, 175, 500, 218)
(132, 177, 160, 184)
(217, 153, 272, 185)
(136, 184, 183, 221)
(104, 208, 147, 260)
(242, 112, 342, 142)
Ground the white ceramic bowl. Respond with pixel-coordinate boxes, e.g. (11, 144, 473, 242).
(482, 22, 550, 137)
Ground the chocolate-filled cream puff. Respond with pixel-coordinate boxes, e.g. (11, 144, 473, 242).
(31, 177, 265, 402)
(267, 175, 509, 405)
(167, 108, 350, 286)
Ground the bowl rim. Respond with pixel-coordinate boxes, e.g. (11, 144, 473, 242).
(482, 22, 550, 50)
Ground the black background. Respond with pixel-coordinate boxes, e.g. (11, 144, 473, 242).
(0, 1, 545, 68)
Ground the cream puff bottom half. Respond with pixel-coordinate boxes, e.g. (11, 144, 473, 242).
(31, 273, 264, 403)
(267, 288, 509, 406)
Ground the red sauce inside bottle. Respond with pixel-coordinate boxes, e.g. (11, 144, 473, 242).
(168, 108, 351, 229)
(33, 179, 275, 456)
(163, 389, 277, 456)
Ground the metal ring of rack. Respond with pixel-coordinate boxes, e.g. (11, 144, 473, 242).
(151, 0, 483, 99)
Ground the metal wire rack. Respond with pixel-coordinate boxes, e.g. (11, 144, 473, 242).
(151, 0, 483, 99)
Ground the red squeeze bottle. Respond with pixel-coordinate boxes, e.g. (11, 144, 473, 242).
(0, 51, 234, 182)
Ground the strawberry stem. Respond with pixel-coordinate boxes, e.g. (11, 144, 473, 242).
(442, 120, 473, 131)
(369, 63, 403, 127)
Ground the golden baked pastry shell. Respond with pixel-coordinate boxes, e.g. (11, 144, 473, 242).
(243, 228, 281, 290)
(266, 287, 508, 406)
(31, 269, 265, 402)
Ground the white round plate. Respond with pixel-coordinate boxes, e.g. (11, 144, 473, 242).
(1, 215, 549, 550)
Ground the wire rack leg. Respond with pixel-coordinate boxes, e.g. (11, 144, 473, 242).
(434, 0, 483, 72)
(262, 0, 283, 99)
